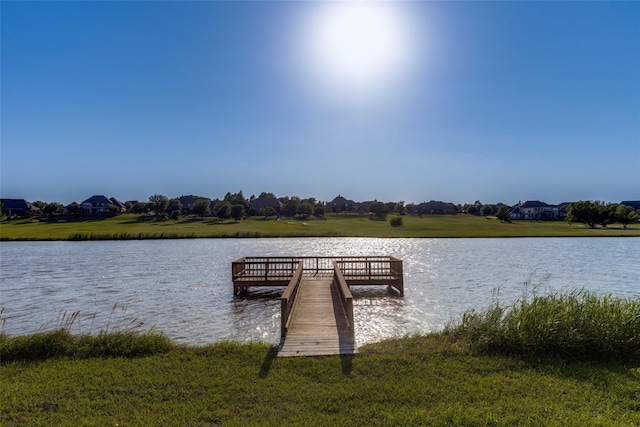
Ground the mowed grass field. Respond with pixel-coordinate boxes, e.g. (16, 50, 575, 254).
(2, 336, 639, 426)
(1, 213, 640, 240)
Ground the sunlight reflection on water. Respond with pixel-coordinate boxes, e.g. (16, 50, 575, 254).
(1, 238, 638, 346)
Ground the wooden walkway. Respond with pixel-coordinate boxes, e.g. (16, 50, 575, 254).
(278, 278, 357, 357)
(231, 256, 403, 357)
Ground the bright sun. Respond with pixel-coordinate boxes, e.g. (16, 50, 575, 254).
(300, 1, 413, 104)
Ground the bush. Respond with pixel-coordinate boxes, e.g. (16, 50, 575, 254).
(389, 215, 403, 227)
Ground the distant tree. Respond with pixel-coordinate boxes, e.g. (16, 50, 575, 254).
(192, 198, 211, 217)
(215, 201, 231, 220)
(303, 197, 317, 206)
(43, 202, 64, 217)
(67, 202, 82, 216)
(124, 201, 134, 211)
(231, 204, 245, 220)
(0, 201, 5, 221)
(282, 198, 299, 217)
(615, 204, 638, 229)
(259, 192, 276, 199)
(466, 206, 478, 216)
(396, 201, 405, 215)
(385, 202, 397, 214)
(405, 203, 417, 215)
(566, 201, 601, 228)
(296, 201, 314, 218)
(167, 198, 182, 215)
(263, 206, 277, 218)
(314, 205, 325, 217)
(224, 191, 248, 209)
(496, 205, 511, 222)
(599, 203, 617, 228)
(130, 202, 149, 214)
(481, 205, 495, 216)
(148, 194, 169, 215)
(368, 201, 387, 219)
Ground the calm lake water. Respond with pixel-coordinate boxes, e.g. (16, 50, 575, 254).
(1, 238, 638, 346)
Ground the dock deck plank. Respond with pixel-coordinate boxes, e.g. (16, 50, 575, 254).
(278, 278, 357, 357)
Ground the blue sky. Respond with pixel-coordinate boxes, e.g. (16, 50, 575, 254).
(2, 1, 638, 206)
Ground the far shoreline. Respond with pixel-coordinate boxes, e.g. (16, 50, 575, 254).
(2, 213, 639, 241)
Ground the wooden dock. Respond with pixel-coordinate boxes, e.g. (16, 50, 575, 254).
(278, 278, 356, 357)
(231, 256, 403, 357)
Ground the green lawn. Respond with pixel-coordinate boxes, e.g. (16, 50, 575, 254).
(3, 290, 639, 425)
(2, 335, 639, 426)
(2, 213, 639, 240)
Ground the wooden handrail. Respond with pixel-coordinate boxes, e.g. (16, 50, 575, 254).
(333, 262, 354, 336)
(233, 255, 404, 296)
(280, 261, 304, 338)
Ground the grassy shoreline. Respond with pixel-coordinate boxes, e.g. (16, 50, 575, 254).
(2, 213, 640, 240)
(2, 292, 639, 425)
(2, 336, 639, 426)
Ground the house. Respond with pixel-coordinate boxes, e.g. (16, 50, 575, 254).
(326, 195, 357, 213)
(353, 201, 374, 214)
(63, 202, 82, 215)
(250, 195, 282, 215)
(109, 197, 126, 213)
(1, 199, 41, 217)
(179, 195, 197, 214)
(81, 195, 114, 214)
(515, 201, 566, 220)
(509, 205, 522, 220)
(415, 200, 458, 215)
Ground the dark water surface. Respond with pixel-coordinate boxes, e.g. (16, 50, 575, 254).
(1, 238, 638, 346)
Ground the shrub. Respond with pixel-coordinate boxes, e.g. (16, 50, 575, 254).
(389, 215, 403, 227)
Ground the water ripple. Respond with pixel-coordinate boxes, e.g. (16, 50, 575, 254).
(1, 238, 638, 345)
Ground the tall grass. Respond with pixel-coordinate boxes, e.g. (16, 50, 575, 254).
(4, 291, 639, 363)
(0, 305, 173, 362)
(65, 230, 345, 240)
(445, 290, 640, 362)
(68, 232, 198, 240)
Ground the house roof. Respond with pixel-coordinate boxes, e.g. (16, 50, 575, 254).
(82, 195, 112, 205)
(179, 195, 197, 206)
(353, 201, 374, 210)
(1, 199, 40, 212)
(521, 200, 550, 208)
(416, 201, 457, 211)
(328, 195, 356, 207)
(109, 197, 125, 208)
(250, 196, 282, 210)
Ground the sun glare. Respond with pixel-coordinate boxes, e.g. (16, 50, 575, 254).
(298, 1, 414, 106)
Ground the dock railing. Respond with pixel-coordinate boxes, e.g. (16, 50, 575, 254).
(333, 262, 354, 337)
(233, 256, 403, 295)
(280, 261, 304, 338)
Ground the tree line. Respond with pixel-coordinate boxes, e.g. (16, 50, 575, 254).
(566, 201, 638, 229)
(2, 195, 638, 229)
(127, 192, 326, 221)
